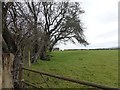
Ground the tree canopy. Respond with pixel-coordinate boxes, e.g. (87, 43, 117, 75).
(3, 1, 88, 61)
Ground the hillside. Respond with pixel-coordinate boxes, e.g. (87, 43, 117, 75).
(24, 50, 118, 88)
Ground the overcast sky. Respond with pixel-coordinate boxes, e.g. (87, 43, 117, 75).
(56, 0, 119, 50)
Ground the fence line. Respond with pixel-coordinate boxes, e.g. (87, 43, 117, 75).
(19, 63, 119, 90)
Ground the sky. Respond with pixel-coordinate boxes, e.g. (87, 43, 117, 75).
(56, 0, 119, 50)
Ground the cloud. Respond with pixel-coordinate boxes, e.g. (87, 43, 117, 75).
(96, 30, 118, 39)
(58, 0, 119, 49)
(96, 12, 117, 23)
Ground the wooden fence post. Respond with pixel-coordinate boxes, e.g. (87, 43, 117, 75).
(19, 63, 23, 88)
(28, 50, 31, 67)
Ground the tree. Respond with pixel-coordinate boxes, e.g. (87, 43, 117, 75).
(2, 2, 17, 88)
(11, 2, 88, 61)
(2, 2, 32, 88)
(2, 1, 88, 88)
(13, 2, 89, 61)
(2, 1, 89, 61)
(38, 2, 89, 59)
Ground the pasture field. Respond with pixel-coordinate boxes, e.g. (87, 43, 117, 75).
(24, 50, 118, 88)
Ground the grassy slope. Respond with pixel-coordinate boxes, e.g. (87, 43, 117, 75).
(24, 50, 118, 88)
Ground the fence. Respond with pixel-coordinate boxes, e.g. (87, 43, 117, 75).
(18, 63, 119, 89)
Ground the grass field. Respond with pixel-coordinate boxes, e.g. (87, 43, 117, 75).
(24, 50, 118, 88)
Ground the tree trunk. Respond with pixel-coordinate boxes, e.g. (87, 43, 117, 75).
(0, 49, 1, 90)
(49, 46, 53, 52)
(13, 52, 22, 89)
(40, 34, 50, 61)
(40, 46, 47, 60)
(2, 53, 14, 88)
(49, 39, 58, 52)
(31, 15, 39, 63)
(2, 2, 21, 89)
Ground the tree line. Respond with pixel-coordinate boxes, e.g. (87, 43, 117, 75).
(2, 1, 88, 88)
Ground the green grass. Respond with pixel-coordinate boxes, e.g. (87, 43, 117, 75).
(24, 50, 118, 88)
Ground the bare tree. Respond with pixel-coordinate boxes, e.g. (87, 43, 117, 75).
(12, 2, 89, 61)
(38, 2, 89, 60)
(2, 1, 88, 88)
